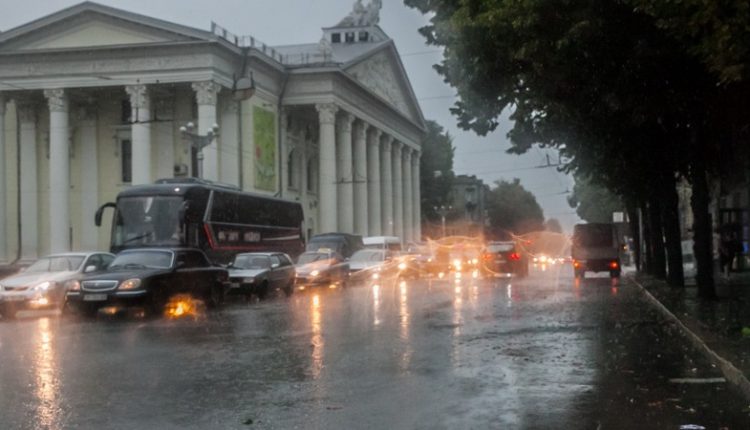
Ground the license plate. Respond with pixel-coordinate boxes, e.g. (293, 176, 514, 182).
(83, 294, 107, 302)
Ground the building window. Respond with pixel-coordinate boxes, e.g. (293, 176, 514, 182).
(331, 33, 341, 43)
(121, 99, 132, 124)
(358, 31, 369, 42)
(345, 32, 355, 43)
(121, 139, 132, 183)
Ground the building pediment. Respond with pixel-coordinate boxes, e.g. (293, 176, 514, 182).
(0, 2, 212, 52)
(344, 43, 425, 129)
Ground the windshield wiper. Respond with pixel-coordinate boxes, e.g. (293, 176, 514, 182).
(122, 233, 151, 244)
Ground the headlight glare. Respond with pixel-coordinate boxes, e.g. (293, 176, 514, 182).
(65, 280, 81, 291)
(119, 278, 142, 290)
(33, 281, 52, 291)
(310, 270, 320, 277)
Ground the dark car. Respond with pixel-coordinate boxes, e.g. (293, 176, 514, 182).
(65, 248, 228, 316)
(306, 233, 364, 258)
(294, 250, 349, 287)
(227, 252, 296, 298)
(481, 241, 529, 278)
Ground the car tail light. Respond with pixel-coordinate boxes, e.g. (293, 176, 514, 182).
(609, 261, 619, 269)
(509, 253, 521, 261)
(573, 260, 581, 268)
(483, 253, 493, 261)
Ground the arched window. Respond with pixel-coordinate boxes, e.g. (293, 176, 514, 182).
(287, 149, 297, 189)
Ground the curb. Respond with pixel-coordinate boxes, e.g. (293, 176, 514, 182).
(629, 276, 750, 401)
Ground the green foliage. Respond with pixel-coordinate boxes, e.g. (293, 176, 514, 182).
(486, 179, 545, 237)
(567, 175, 623, 223)
(420, 120, 456, 220)
(544, 218, 563, 234)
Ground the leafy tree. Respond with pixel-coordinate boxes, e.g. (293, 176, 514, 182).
(567, 176, 623, 224)
(544, 218, 563, 234)
(403, 0, 728, 292)
(485, 179, 544, 238)
(420, 120, 456, 221)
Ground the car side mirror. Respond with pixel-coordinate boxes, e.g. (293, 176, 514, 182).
(271, 263, 280, 269)
(227, 262, 234, 268)
(175, 261, 186, 270)
(84, 265, 98, 273)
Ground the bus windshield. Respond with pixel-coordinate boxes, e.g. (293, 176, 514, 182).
(112, 196, 185, 248)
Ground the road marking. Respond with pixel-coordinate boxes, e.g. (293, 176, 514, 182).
(669, 377, 726, 384)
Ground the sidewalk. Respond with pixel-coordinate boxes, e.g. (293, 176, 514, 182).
(632, 271, 750, 400)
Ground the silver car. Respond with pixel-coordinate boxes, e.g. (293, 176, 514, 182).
(0, 252, 115, 319)
(227, 252, 296, 298)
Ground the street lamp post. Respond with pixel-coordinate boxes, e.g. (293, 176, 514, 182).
(180, 122, 219, 179)
(434, 205, 452, 238)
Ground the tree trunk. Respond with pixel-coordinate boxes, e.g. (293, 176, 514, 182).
(647, 196, 667, 279)
(661, 175, 685, 287)
(642, 203, 654, 274)
(626, 201, 641, 272)
(690, 160, 716, 298)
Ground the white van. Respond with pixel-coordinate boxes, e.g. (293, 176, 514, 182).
(363, 236, 402, 252)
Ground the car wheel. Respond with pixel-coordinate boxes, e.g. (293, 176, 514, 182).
(610, 270, 621, 279)
(283, 280, 294, 297)
(574, 269, 584, 279)
(256, 281, 270, 300)
(205, 284, 224, 309)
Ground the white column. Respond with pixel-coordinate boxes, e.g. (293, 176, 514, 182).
(353, 121, 368, 236)
(367, 128, 382, 236)
(18, 101, 38, 261)
(380, 135, 393, 235)
(337, 112, 354, 233)
(220, 99, 240, 186)
(45, 89, 71, 253)
(392, 141, 404, 242)
(154, 98, 175, 180)
(0, 95, 6, 262)
(78, 105, 99, 251)
(412, 150, 422, 241)
(316, 103, 338, 233)
(125, 84, 151, 185)
(192, 81, 221, 181)
(403, 147, 413, 244)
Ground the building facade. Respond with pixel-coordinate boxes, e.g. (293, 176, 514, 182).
(0, 1, 425, 263)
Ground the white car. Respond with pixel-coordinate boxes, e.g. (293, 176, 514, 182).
(0, 252, 114, 319)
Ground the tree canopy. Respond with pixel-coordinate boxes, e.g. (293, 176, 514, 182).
(567, 175, 623, 224)
(420, 120, 456, 221)
(485, 179, 544, 238)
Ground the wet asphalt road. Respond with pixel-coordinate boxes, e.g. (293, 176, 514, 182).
(1, 266, 749, 429)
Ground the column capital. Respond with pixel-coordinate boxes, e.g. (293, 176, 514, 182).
(368, 127, 382, 144)
(125, 84, 150, 110)
(353, 120, 367, 140)
(16, 100, 37, 123)
(316, 103, 339, 125)
(338, 112, 355, 132)
(192, 80, 222, 105)
(391, 140, 403, 153)
(380, 134, 393, 151)
(403, 147, 412, 162)
(44, 88, 68, 112)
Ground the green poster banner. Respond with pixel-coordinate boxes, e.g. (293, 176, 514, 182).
(253, 106, 276, 191)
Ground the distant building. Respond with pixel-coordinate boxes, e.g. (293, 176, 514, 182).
(0, 1, 425, 262)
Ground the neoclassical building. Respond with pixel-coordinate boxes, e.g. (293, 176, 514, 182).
(0, 1, 425, 263)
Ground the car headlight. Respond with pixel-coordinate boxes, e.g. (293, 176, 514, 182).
(398, 262, 407, 270)
(32, 281, 53, 291)
(242, 277, 255, 283)
(65, 280, 81, 292)
(310, 270, 320, 277)
(119, 278, 142, 290)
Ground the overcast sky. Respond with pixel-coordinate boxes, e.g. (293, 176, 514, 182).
(0, 0, 581, 233)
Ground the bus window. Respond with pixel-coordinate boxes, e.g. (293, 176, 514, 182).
(113, 196, 184, 247)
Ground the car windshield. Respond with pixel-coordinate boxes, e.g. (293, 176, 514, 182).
(350, 250, 385, 262)
(25, 256, 85, 273)
(297, 253, 331, 264)
(233, 255, 271, 270)
(109, 251, 173, 269)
